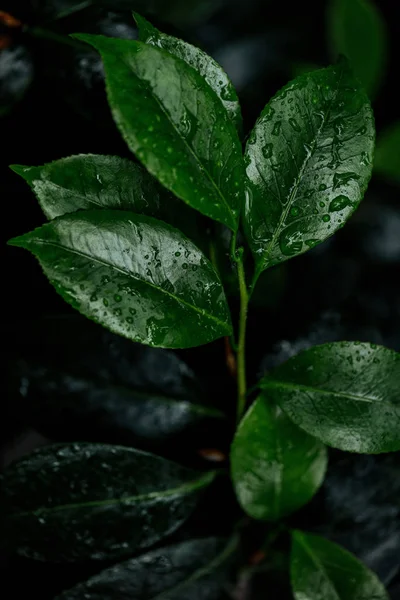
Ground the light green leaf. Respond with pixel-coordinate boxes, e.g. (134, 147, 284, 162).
(374, 121, 400, 185)
(8, 210, 232, 349)
(0, 443, 215, 561)
(327, 0, 387, 98)
(261, 342, 400, 454)
(73, 34, 245, 231)
(231, 396, 327, 521)
(134, 13, 242, 133)
(291, 530, 390, 600)
(244, 60, 374, 277)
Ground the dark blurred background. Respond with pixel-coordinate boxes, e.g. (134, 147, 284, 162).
(1, 0, 399, 598)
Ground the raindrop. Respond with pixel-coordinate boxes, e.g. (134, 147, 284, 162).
(114, 294, 122, 302)
(332, 171, 360, 190)
(279, 226, 303, 256)
(103, 298, 109, 307)
(329, 195, 350, 212)
(290, 206, 300, 217)
(289, 118, 300, 132)
(322, 214, 331, 222)
(319, 183, 327, 191)
(126, 316, 134, 324)
(305, 239, 319, 248)
(262, 143, 273, 159)
(182, 263, 188, 270)
(272, 121, 281, 136)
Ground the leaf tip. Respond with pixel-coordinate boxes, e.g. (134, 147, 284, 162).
(9, 164, 28, 177)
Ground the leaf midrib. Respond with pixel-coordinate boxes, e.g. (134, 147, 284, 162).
(258, 66, 345, 269)
(28, 237, 230, 333)
(118, 47, 237, 230)
(294, 534, 341, 600)
(11, 471, 215, 518)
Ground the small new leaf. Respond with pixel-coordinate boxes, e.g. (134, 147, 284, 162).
(134, 12, 242, 133)
(231, 397, 327, 521)
(261, 342, 400, 454)
(73, 34, 245, 231)
(8, 210, 232, 349)
(55, 536, 237, 599)
(0, 443, 215, 561)
(291, 530, 390, 600)
(244, 60, 374, 277)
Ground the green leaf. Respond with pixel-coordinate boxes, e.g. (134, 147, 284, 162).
(231, 396, 327, 521)
(10, 154, 174, 220)
(261, 342, 400, 454)
(134, 13, 242, 134)
(10, 154, 204, 248)
(290, 530, 390, 600)
(244, 60, 374, 276)
(0, 443, 215, 562)
(73, 34, 245, 231)
(55, 536, 237, 599)
(9, 210, 232, 349)
(327, 0, 387, 99)
(374, 121, 400, 185)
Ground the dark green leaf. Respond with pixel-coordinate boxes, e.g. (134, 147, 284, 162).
(374, 121, 400, 185)
(261, 342, 400, 454)
(13, 317, 223, 450)
(231, 396, 327, 521)
(10, 155, 171, 220)
(9, 210, 232, 348)
(291, 530, 389, 600)
(73, 34, 244, 231)
(0, 443, 215, 561)
(244, 60, 374, 276)
(134, 13, 242, 133)
(327, 0, 387, 98)
(55, 536, 236, 599)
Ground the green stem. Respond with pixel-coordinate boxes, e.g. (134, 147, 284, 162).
(236, 253, 249, 423)
(26, 26, 85, 49)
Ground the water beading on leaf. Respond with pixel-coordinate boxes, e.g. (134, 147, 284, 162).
(244, 60, 375, 277)
(291, 530, 390, 600)
(55, 536, 237, 599)
(73, 34, 245, 231)
(8, 210, 232, 349)
(231, 396, 327, 521)
(327, 0, 387, 99)
(261, 342, 400, 454)
(0, 443, 215, 561)
(134, 12, 242, 133)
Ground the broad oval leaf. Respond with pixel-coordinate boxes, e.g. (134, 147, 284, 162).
(0, 443, 215, 561)
(74, 34, 245, 231)
(261, 342, 400, 454)
(134, 13, 242, 134)
(13, 317, 224, 450)
(231, 396, 327, 521)
(55, 536, 237, 599)
(291, 530, 390, 600)
(374, 121, 400, 185)
(328, 0, 387, 99)
(10, 154, 204, 249)
(244, 60, 374, 275)
(8, 210, 232, 348)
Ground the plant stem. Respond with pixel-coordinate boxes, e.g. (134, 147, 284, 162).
(26, 26, 85, 49)
(236, 253, 249, 423)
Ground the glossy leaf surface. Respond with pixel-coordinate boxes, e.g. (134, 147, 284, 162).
(0, 443, 215, 561)
(55, 536, 236, 599)
(374, 121, 400, 185)
(261, 342, 400, 454)
(134, 13, 242, 133)
(74, 34, 244, 230)
(291, 530, 389, 600)
(231, 396, 327, 521)
(9, 210, 232, 348)
(244, 60, 374, 274)
(328, 0, 387, 98)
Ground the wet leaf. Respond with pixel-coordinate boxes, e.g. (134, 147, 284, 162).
(231, 396, 327, 521)
(291, 530, 390, 600)
(134, 13, 242, 133)
(0, 443, 215, 561)
(374, 121, 400, 185)
(10, 154, 203, 245)
(55, 536, 236, 599)
(328, 0, 387, 99)
(244, 60, 374, 277)
(8, 210, 232, 348)
(261, 342, 400, 454)
(73, 34, 244, 231)
(13, 316, 224, 449)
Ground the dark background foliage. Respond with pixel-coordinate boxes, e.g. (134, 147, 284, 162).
(1, 0, 399, 598)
